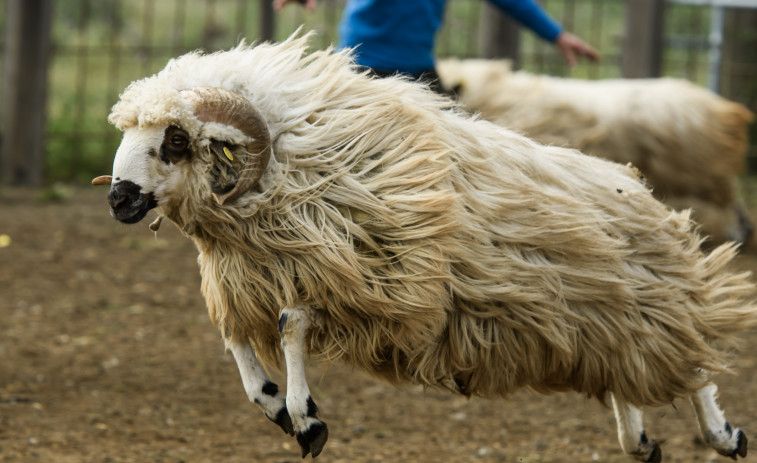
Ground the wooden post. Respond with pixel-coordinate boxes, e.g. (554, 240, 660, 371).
(1, 0, 53, 186)
(722, 7, 757, 170)
(479, 3, 521, 68)
(260, 0, 275, 41)
(722, 7, 757, 107)
(621, 0, 665, 78)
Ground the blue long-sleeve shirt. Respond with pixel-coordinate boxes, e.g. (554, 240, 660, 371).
(338, 0, 562, 75)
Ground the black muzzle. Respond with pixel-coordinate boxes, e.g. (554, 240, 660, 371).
(108, 180, 158, 224)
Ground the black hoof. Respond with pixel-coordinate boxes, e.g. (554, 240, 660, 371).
(717, 429, 748, 460)
(296, 420, 329, 458)
(268, 407, 294, 436)
(645, 442, 662, 463)
(634, 432, 661, 463)
(731, 430, 747, 460)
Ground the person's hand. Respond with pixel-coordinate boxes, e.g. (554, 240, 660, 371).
(555, 31, 599, 67)
(273, 0, 317, 12)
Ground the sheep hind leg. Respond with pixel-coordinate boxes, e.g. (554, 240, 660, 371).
(228, 339, 294, 436)
(690, 383, 748, 460)
(279, 306, 328, 458)
(611, 394, 662, 462)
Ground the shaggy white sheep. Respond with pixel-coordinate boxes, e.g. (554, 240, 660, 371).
(94, 34, 757, 462)
(437, 58, 755, 246)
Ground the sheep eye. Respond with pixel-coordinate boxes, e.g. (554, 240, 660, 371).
(161, 126, 192, 164)
(171, 134, 187, 147)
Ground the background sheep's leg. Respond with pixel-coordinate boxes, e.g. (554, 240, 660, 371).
(228, 340, 294, 435)
(690, 383, 748, 459)
(611, 394, 662, 462)
(279, 306, 328, 458)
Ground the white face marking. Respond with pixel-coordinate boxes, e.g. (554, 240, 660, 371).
(112, 126, 166, 193)
(111, 125, 191, 206)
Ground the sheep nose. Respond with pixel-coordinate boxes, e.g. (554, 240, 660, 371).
(108, 180, 142, 212)
(108, 190, 127, 209)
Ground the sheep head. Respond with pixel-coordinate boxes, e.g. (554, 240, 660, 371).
(98, 87, 271, 225)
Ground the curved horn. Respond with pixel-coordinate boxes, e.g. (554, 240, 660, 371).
(180, 86, 272, 205)
(91, 175, 113, 186)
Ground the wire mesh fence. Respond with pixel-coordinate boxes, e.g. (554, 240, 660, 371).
(1, 0, 755, 183)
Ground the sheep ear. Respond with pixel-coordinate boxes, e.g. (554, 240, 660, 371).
(208, 140, 241, 196)
(209, 140, 234, 168)
(181, 86, 271, 205)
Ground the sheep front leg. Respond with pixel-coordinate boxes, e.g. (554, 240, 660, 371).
(611, 394, 662, 463)
(228, 340, 294, 435)
(279, 306, 328, 458)
(690, 383, 748, 459)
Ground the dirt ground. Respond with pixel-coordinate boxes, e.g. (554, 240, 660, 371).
(3, 187, 757, 463)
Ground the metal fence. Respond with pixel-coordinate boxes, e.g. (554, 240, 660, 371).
(1, 0, 756, 184)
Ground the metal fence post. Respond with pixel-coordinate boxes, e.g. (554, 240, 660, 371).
(621, 0, 665, 78)
(479, 3, 521, 68)
(1, 0, 53, 186)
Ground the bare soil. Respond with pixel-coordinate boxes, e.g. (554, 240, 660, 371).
(3, 187, 757, 463)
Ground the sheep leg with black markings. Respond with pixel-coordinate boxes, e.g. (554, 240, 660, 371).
(690, 383, 748, 460)
(279, 306, 328, 458)
(611, 394, 662, 463)
(228, 340, 294, 435)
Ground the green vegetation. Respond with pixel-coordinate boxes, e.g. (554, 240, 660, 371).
(15, 0, 755, 184)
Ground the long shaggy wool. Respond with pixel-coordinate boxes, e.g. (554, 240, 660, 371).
(437, 58, 755, 244)
(110, 34, 757, 408)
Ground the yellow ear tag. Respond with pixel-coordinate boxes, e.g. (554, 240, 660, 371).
(223, 146, 233, 161)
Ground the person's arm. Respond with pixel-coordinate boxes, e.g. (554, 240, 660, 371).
(273, 0, 317, 12)
(487, 0, 599, 67)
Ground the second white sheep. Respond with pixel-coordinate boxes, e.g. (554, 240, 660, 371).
(438, 58, 755, 246)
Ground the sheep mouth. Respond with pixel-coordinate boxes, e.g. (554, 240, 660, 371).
(113, 196, 158, 224)
(108, 181, 159, 224)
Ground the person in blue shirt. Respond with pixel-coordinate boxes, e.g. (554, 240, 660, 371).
(274, 0, 598, 93)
